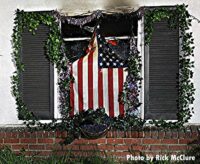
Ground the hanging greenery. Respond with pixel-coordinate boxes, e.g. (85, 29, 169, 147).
(11, 4, 195, 143)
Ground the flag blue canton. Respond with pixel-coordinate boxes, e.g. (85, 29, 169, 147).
(96, 26, 127, 68)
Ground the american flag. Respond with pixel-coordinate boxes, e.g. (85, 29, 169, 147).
(70, 27, 128, 117)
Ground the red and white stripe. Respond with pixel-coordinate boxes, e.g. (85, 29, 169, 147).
(70, 36, 128, 117)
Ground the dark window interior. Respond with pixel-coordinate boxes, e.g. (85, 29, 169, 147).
(65, 39, 130, 63)
(62, 13, 138, 62)
(61, 13, 138, 38)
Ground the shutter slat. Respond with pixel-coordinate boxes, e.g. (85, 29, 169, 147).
(20, 24, 54, 119)
(144, 20, 179, 120)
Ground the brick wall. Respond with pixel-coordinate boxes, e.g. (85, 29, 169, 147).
(0, 126, 199, 159)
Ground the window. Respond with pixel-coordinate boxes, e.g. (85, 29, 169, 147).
(19, 7, 180, 120)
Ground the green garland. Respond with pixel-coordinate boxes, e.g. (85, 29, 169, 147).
(11, 4, 195, 143)
(144, 4, 195, 128)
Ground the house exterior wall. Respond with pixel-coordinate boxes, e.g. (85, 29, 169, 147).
(0, 126, 199, 159)
(0, 0, 200, 124)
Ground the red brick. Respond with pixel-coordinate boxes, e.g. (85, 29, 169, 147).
(48, 131, 55, 137)
(115, 145, 129, 150)
(144, 131, 151, 138)
(12, 144, 28, 150)
(55, 138, 65, 144)
(107, 138, 124, 144)
(50, 144, 63, 151)
(24, 132, 31, 138)
(179, 139, 194, 144)
(36, 131, 43, 138)
(55, 131, 67, 138)
(130, 145, 143, 151)
(20, 138, 36, 143)
(161, 139, 178, 144)
(63, 145, 79, 151)
(54, 151, 66, 156)
(131, 131, 139, 138)
(171, 131, 178, 138)
(191, 132, 198, 138)
(151, 131, 158, 139)
(18, 132, 25, 138)
(30, 132, 37, 138)
(117, 131, 125, 138)
(4, 139, 19, 143)
(5, 132, 12, 138)
(73, 139, 88, 145)
(97, 145, 114, 150)
(112, 130, 118, 138)
(88, 139, 106, 144)
(125, 131, 132, 138)
(79, 145, 98, 151)
(150, 145, 168, 150)
(55, 131, 62, 137)
(178, 131, 185, 138)
(5, 132, 18, 138)
(138, 131, 144, 138)
(38, 138, 54, 144)
(45, 144, 55, 150)
(42, 131, 49, 138)
(38, 151, 53, 156)
(37, 131, 49, 138)
(142, 139, 160, 144)
(0, 139, 3, 143)
(164, 131, 172, 138)
(142, 145, 150, 151)
(124, 138, 141, 145)
(106, 131, 112, 138)
(185, 131, 191, 138)
(0, 132, 5, 138)
(158, 131, 165, 139)
(62, 131, 67, 138)
(169, 145, 188, 151)
(24, 132, 36, 138)
(29, 145, 45, 150)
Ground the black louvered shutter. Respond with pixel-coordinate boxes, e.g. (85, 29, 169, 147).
(144, 20, 179, 120)
(20, 24, 54, 119)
